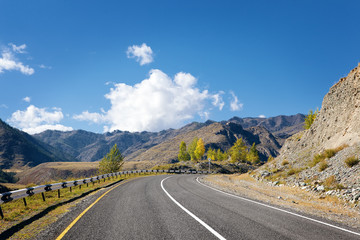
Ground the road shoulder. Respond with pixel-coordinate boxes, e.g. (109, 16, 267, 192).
(200, 174, 360, 231)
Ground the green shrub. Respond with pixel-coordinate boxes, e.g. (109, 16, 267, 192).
(344, 156, 359, 168)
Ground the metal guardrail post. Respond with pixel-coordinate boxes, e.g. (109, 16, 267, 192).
(0, 206, 3, 219)
(23, 198, 27, 207)
(41, 192, 46, 202)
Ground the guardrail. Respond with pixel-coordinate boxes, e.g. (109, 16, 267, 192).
(0, 169, 212, 219)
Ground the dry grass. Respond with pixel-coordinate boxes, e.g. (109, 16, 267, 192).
(202, 174, 360, 230)
(309, 145, 348, 168)
(323, 175, 344, 190)
(318, 161, 328, 172)
(281, 160, 289, 166)
(344, 156, 359, 168)
(1, 183, 27, 190)
(46, 162, 99, 171)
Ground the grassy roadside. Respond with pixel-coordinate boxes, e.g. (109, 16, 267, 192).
(0, 172, 164, 239)
(202, 174, 360, 230)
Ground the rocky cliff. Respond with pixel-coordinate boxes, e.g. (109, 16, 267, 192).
(259, 63, 360, 195)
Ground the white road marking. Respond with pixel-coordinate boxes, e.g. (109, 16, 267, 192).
(161, 176, 227, 240)
(196, 177, 360, 237)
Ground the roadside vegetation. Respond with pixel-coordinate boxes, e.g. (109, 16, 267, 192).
(99, 144, 124, 174)
(177, 137, 261, 166)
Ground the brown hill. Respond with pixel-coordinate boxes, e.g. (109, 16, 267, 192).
(125, 122, 281, 166)
(16, 162, 99, 185)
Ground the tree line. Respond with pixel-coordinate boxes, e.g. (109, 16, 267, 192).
(178, 137, 260, 164)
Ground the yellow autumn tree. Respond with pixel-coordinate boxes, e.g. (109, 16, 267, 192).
(194, 138, 205, 161)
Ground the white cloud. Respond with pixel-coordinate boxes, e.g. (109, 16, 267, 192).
(9, 43, 27, 53)
(73, 111, 106, 123)
(39, 64, 52, 69)
(75, 69, 224, 132)
(0, 104, 8, 109)
(230, 91, 243, 111)
(211, 91, 225, 111)
(258, 114, 266, 118)
(0, 49, 34, 75)
(126, 43, 153, 65)
(23, 96, 31, 103)
(8, 105, 73, 134)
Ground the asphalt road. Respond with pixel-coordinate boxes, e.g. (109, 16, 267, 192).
(59, 175, 360, 240)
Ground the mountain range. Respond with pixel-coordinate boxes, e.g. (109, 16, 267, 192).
(0, 114, 305, 171)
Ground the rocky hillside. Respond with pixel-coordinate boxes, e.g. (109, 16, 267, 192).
(0, 119, 71, 169)
(257, 63, 360, 198)
(228, 113, 305, 143)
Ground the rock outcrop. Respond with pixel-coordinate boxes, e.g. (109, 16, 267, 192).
(259, 63, 360, 191)
(279, 63, 360, 160)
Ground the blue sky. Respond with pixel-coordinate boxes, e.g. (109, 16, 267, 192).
(1, 0, 360, 134)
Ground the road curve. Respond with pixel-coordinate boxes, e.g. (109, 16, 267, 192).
(58, 175, 360, 240)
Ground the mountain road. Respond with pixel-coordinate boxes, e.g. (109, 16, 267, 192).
(56, 175, 360, 240)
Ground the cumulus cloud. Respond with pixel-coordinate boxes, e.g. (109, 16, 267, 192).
(126, 43, 153, 65)
(230, 91, 243, 111)
(23, 96, 31, 103)
(8, 105, 73, 134)
(75, 69, 224, 132)
(0, 47, 34, 75)
(258, 114, 266, 118)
